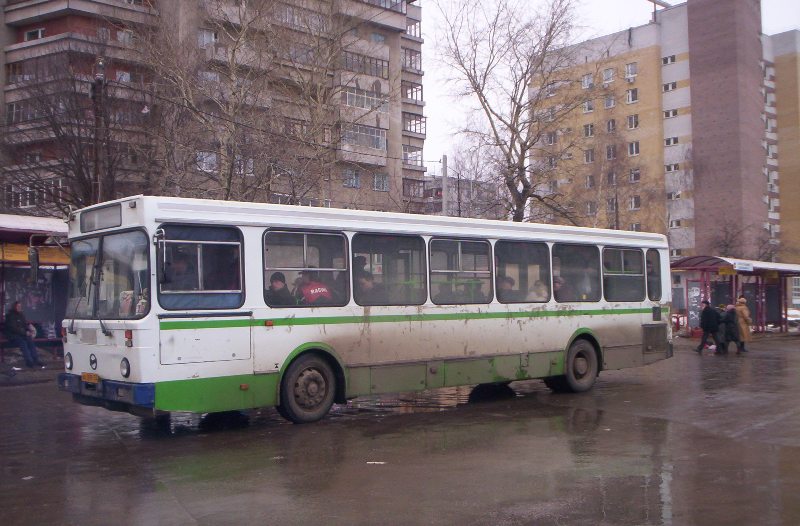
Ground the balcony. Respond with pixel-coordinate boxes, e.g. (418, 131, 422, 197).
(334, 0, 406, 32)
(4, 32, 140, 64)
(4, 0, 157, 26)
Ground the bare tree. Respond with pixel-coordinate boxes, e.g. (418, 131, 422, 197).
(437, 0, 591, 222)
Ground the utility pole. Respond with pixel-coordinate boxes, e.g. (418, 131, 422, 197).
(441, 154, 449, 216)
(91, 57, 106, 204)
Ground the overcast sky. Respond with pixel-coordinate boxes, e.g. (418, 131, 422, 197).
(421, 0, 800, 174)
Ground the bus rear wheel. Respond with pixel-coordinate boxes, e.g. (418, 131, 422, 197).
(564, 339, 598, 392)
(279, 354, 336, 424)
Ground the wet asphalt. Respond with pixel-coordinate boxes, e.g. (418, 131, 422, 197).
(2, 335, 800, 525)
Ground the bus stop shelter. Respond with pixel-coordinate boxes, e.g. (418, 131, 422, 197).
(0, 213, 69, 345)
(671, 256, 800, 333)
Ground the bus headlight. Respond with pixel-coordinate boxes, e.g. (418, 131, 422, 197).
(120, 358, 131, 378)
(65, 352, 73, 370)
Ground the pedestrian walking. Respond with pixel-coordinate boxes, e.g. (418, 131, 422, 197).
(720, 305, 739, 355)
(735, 295, 753, 353)
(3, 301, 44, 368)
(695, 300, 721, 354)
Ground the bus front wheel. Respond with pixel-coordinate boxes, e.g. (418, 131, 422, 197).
(564, 339, 598, 392)
(279, 354, 336, 424)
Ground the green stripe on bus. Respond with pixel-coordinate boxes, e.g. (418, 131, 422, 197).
(159, 307, 660, 331)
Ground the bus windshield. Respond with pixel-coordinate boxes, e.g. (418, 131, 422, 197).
(67, 230, 150, 320)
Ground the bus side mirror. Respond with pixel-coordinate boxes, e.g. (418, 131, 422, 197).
(28, 247, 39, 283)
(153, 228, 167, 284)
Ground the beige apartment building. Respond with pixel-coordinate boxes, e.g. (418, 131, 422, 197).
(535, 0, 797, 263)
(0, 0, 426, 214)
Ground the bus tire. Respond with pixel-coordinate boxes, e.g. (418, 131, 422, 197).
(279, 353, 336, 424)
(564, 339, 598, 393)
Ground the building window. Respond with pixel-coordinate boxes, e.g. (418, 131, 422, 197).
(670, 249, 683, 257)
(665, 137, 679, 146)
(373, 173, 389, 192)
(546, 156, 557, 169)
(544, 82, 557, 98)
(582, 73, 594, 89)
(626, 88, 638, 103)
(197, 29, 218, 49)
(584, 149, 595, 163)
(629, 168, 641, 183)
(604, 95, 615, 109)
(341, 123, 387, 150)
(403, 144, 423, 166)
(630, 195, 641, 210)
(583, 123, 594, 137)
(406, 20, 421, 38)
(117, 29, 134, 45)
(625, 62, 638, 79)
(343, 86, 388, 113)
(343, 51, 390, 79)
(401, 81, 423, 102)
(6, 101, 39, 124)
(667, 191, 681, 200)
(583, 100, 594, 113)
(371, 32, 386, 44)
(98, 27, 111, 41)
(629, 223, 641, 231)
(607, 171, 617, 186)
(662, 55, 676, 65)
(665, 163, 680, 172)
(664, 109, 678, 118)
(587, 201, 597, 215)
(628, 141, 640, 156)
(544, 132, 556, 145)
(403, 178, 424, 198)
(627, 114, 639, 129)
(24, 28, 45, 42)
(196, 151, 218, 172)
(606, 145, 616, 160)
(402, 48, 422, 72)
(602, 68, 615, 84)
(586, 175, 595, 189)
(669, 219, 682, 228)
(402, 113, 427, 135)
(343, 168, 361, 188)
(607, 119, 616, 133)
(607, 198, 617, 212)
(548, 180, 558, 193)
(663, 81, 677, 92)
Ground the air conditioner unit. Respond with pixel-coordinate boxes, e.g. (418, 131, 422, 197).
(626, 77, 635, 83)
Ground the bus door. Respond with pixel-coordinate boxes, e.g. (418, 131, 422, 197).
(155, 224, 251, 365)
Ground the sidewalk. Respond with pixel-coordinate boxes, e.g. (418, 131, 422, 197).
(0, 346, 62, 387)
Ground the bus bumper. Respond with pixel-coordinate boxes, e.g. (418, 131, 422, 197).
(58, 373, 155, 410)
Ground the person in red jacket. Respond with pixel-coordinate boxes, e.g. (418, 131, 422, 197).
(296, 270, 333, 305)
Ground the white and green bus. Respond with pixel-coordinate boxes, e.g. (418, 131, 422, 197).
(57, 195, 672, 423)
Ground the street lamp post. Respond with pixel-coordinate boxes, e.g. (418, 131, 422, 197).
(91, 57, 107, 204)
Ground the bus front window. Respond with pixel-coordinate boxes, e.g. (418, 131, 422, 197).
(67, 231, 149, 320)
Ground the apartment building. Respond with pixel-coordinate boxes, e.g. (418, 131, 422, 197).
(0, 0, 426, 214)
(534, 0, 791, 261)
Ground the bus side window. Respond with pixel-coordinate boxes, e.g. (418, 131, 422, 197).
(603, 248, 645, 302)
(264, 231, 348, 308)
(646, 249, 662, 301)
(494, 241, 550, 303)
(352, 233, 426, 306)
(552, 244, 601, 302)
(430, 239, 492, 305)
(157, 225, 244, 310)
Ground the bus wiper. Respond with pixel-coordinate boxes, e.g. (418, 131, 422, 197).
(93, 264, 112, 337)
(68, 273, 93, 335)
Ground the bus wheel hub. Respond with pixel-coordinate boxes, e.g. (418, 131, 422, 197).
(574, 357, 588, 376)
(295, 369, 325, 408)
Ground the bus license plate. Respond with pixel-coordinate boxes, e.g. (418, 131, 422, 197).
(81, 372, 100, 384)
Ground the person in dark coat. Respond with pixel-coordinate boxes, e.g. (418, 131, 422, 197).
(265, 272, 295, 306)
(695, 300, 721, 354)
(4, 301, 43, 368)
(719, 304, 740, 355)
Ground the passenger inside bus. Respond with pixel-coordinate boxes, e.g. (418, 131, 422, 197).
(167, 252, 198, 290)
(526, 280, 549, 301)
(266, 272, 295, 306)
(294, 269, 334, 305)
(496, 276, 517, 302)
(354, 272, 384, 305)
